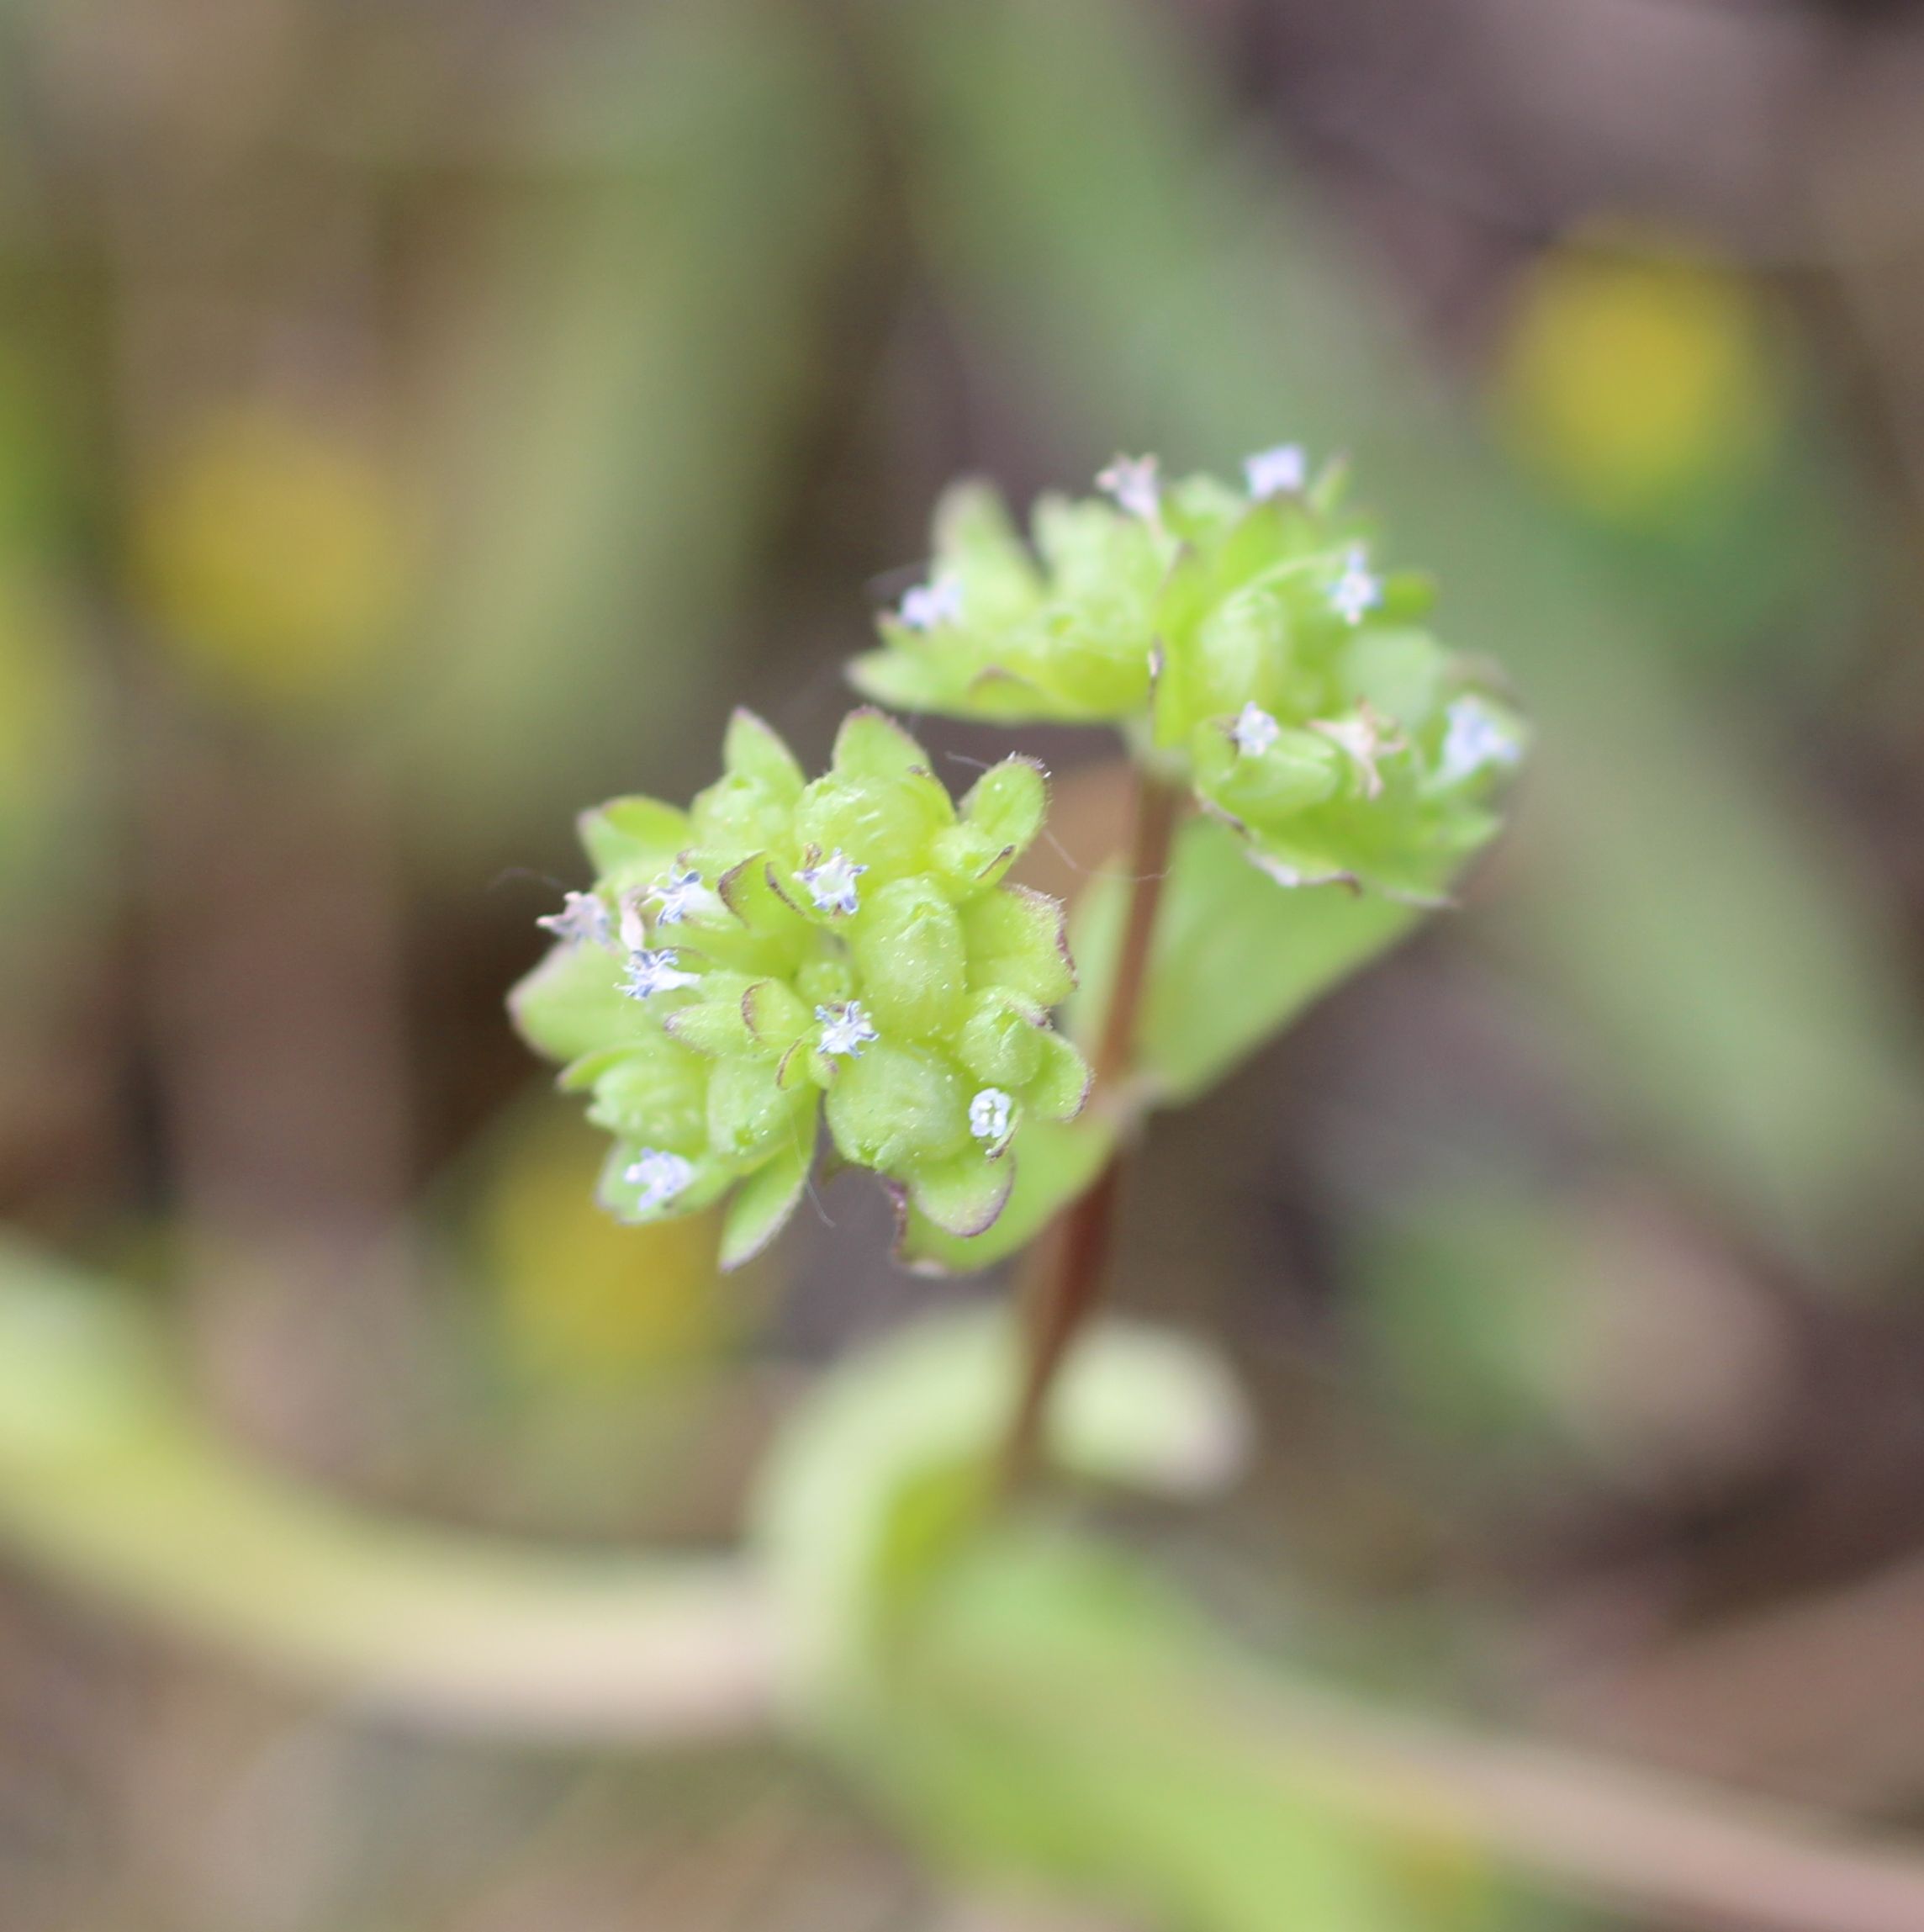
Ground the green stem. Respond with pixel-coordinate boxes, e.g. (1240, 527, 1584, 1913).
(999, 765, 1181, 1490)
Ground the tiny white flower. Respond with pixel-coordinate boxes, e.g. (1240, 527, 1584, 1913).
(1328, 545, 1382, 626)
(1244, 443, 1307, 500)
(969, 1087, 1014, 1146)
(898, 575, 965, 632)
(1096, 453, 1160, 523)
(623, 1147, 695, 1214)
(798, 847, 867, 917)
(816, 1000, 878, 1059)
(647, 866, 705, 926)
(620, 948, 700, 1001)
(1229, 701, 1281, 758)
(1436, 696, 1521, 786)
(536, 890, 610, 948)
(1310, 702, 1405, 800)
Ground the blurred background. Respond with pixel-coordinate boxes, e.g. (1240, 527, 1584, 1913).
(7, 0, 1924, 1925)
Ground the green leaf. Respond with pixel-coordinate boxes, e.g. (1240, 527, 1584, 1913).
(719, 1135, 815, 1270)
(706, 1055, 816, 1165)
(793, 770, 953, 883)
(902, 1537, 1441, 1932)
(663, 995, 757, 1061)
(715, 858, 811, 957)
(722, 707, 806, 798)
(597, 1141, 731, 1225)
(958, 990, 1047, 1088)
(508, 940, 644, 1064)
(822, 1040, 970, 1173)
(908, 1148, 1014, 1238)
(832, 706, 933, 783)
(897, 1113, 1114, 1274)
(959, 756, 1048, 858)
(933, 480, 1044, 625)
(1027, 1030, 1092, 1120)
(846, 648, 959, 715)
(748, 1301, 1250, 1730)
(578, 797, 690, 881)
(850, 878, 970, 1040)
(578, 1040, 711, 1149)
(1071, 815, 1418, 1105)
(742, 976, 812, 1051)
(961, 886, 1076, 1009)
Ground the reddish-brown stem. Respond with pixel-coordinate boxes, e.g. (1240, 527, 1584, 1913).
(999, 764, 1181, 1491)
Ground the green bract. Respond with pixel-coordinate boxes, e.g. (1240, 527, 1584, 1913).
(853, 451, 1527, 902)
(510, 709, 1089, 1269)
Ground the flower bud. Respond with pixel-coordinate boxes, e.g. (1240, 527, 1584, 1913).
(854, 455, 1527, 902)
(511, 707, 1090, 1267)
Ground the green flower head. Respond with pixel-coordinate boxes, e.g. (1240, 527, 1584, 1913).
(853, 448, 1527, 903)
(510, 708, 1090, 1269)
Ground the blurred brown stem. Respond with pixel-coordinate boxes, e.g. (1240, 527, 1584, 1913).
(999, 765, 1181, 1491)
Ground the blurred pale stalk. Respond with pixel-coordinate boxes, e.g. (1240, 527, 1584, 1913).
(0, 1239, 774, 1741)
(3, 1248, 1924, 1929)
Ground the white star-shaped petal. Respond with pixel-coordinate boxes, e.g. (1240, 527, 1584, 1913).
(798, 847, 867, 917)
(536, 890, 610, 948)
(1328, 545, 1382, 626)
(968, 1087, 1014, 1146)
(1096, 453, 1160, 523)
(1436, 697, 1522, 786)
(647, 867, 705, 926)
(1310, 702, 1405, 800)
(898, 575, 965, 632)
(620, 948, 700, 1001)
(1230, 701, 1281, 758)
(1244, 444, 1307, 500)
(623, 1148, 695, 1214)
(816, 1000, 878, 1059)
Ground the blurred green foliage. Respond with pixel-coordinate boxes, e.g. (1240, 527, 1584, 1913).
(890, 0, 1924, 1278)
(399, 0, 864, 861)
(0, 0, 1921, 1926)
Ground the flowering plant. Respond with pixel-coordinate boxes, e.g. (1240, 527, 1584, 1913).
(855, 448, 1524, 902)
(511, 707, 1090, 1269)
(516, 447, 1523, 1318)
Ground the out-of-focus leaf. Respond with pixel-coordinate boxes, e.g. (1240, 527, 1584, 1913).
(403, 0, 860, 861)
(1357, 1183, 1791, 1495)
(507, 935, 642, 1065)
(750, 1304, 1250, 1732)
(752, 1310, 1490, 1930)
(1070, 814, 1419, 1107)
(897, 1536, 1481, 1932)
(891, 0, 1924, 1277)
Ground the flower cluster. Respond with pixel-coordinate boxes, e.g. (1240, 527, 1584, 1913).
(853, 448, 1525, 902)
(510, 709, 1090, 1268)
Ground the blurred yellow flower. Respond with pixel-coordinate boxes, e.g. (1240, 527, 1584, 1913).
(482, 1107, 733, 1388)
(1495, 223, 1783, 524)
(134, 405, 412, 711)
